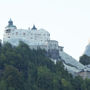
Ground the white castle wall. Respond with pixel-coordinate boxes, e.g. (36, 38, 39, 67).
(3, 29, 50, 46)
(3, 19, 62, 52)
(47, 40, 59, 50)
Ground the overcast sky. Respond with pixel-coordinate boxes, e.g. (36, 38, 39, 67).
(0, 0, 90, 60)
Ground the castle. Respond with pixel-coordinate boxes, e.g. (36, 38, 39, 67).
(3, 19, 63, 59)
(3, 19, 90, 78)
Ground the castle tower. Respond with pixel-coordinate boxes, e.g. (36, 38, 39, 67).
(8, 18, 13, 26)
(3, 19, 51, 46)
(5, 19, 17, 30)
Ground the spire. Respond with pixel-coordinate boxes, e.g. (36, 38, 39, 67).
(6, 18, 17, 29)
(31, 25, 37, 30)
(8, 18, 13, 26)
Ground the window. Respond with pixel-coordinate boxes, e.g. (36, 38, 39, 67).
(16, 32, 18, 35)
(23, 33, 25, 35)
(6, 29, 11, 33)
(48, 34, 50, 36)
(38, 34, 41, 35)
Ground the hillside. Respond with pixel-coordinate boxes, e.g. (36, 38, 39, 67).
(59, 51, 84, 74)
(0, 42, 90, 90)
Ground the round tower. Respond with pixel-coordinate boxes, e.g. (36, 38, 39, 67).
(5, 19, 17, 30)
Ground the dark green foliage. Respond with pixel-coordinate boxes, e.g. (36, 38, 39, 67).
(0, 42, 89, 90)
(79, 55, 90, 65)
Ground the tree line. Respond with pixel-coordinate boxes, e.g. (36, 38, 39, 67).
(0, 42, 90, 90)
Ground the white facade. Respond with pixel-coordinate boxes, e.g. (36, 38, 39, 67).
(3, 19, 60, 51)
(3, 20, 50, 46)
(3, 28, 50, 46)
(47, 40, 59, 50)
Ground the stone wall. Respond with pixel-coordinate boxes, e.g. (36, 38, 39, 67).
(47, 49, 60, 60)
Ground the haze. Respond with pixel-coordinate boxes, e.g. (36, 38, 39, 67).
(0, 0, 90, 60)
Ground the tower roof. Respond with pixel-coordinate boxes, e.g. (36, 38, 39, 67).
(8, 18, 13, 26)
(6, 19, 17, 29)
(31, 25, 37, 30)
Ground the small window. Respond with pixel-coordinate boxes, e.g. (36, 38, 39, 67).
(6, 29, 11, 33)
(48, 34, 50, 36)
(23, 33, 25, 35)
(16, 32, 18, 35)
(38, 34, 41, 35)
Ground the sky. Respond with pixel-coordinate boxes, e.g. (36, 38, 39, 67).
(0, 0, 90, 60)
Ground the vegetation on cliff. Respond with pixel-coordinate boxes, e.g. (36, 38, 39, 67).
(0, 42, 90, 90)
(79, 55, 90, 65)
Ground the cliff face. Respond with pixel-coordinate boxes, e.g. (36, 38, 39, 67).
(59, 51, 85, 74)
(84, 43, 90, 56)
(49, 47, 85, 75)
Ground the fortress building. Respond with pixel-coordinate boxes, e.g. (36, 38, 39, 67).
(2, 19, 87, 76)
(3, 19, 63, 59)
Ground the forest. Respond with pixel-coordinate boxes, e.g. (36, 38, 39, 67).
(80, 54, 90, 65)
(0, 42, 90, 90)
